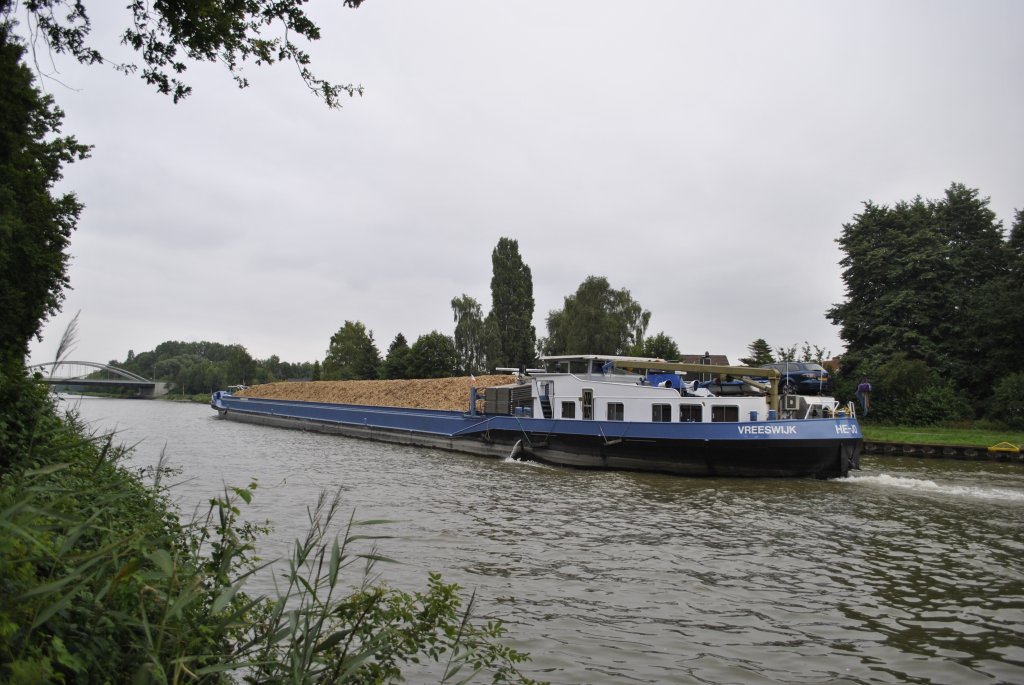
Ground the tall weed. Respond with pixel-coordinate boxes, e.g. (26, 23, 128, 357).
(0, 380, 541, 684)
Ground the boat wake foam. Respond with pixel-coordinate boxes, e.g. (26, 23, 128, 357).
(836, 473, 1024, 502)
(502, 453, 554, 469)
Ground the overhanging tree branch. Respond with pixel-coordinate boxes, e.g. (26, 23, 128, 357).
(7, 0, 366, 106)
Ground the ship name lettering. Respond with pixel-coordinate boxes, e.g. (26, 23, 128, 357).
(737, 425, 796, 436)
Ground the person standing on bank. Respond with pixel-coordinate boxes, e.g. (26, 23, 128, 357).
(856, 378, 872, 416)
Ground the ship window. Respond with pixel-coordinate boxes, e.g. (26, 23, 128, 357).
(561, 401, 576, 418)
(607, 403, 624, 421)
(679, 404, 703, 422)
(711, 405, 739, 422)
(652, 404, 671, 422)
(582, 389, 594, 420)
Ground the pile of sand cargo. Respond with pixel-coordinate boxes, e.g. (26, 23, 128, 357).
(236, 375, 518, 412)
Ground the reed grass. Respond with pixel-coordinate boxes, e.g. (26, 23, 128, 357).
(0, 377, 542, 684)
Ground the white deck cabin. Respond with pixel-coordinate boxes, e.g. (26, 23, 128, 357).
(523, 355, 839, 423)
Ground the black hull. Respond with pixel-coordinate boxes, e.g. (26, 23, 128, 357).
(218, 408, 860, 479)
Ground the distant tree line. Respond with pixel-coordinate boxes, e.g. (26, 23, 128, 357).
(319, 238, 690, 382)
(319, 239, 841, 385)
(112, 341, 316, 395)
(111, 239, 837, 394)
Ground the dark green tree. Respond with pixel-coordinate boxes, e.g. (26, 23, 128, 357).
(379, 333, 412, 380)
(0, 21, 90, 364)
(224, 344, 255, 385)
(110, 341, 315, 390)
(934, 184, 1011, 392)
(828, 196, 948, 374)
(323, 321, 380, 380)
(1010, 209, 1024, 255)
(452, 294, 487, 375)
(739, 339, 774, 366)
(6, 0, 366, 106)
(991, 371, 1024, 428)
(862, 354, 971, 425)
(485, 238, 535, 370)
(154, 354, 200, 392)
(543, 276, 651, 356)
(633, 332, 680, 360)
(311, 359, 322, 381)
(963, 207, 1024, 403)
(259, 354, 282, 382)
(827, 183, 1014, 416)
(406, 331, 459, 379)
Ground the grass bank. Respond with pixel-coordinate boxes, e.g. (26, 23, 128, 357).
(862, 423, 1024, 448)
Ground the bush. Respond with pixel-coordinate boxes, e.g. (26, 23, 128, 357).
(0, 365, 61, 472)
(0, 376, 541, 684)
(991, 373, 1024, 429)
(857, 355, 972, 425)
(0, 418, 205, 683)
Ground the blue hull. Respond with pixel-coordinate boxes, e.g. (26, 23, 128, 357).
(212, 395, 861, 478)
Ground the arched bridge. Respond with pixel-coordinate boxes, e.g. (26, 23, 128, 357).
(26, 361, 170, 398)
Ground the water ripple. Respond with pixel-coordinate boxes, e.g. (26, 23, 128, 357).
(69, 399, 1024, 685)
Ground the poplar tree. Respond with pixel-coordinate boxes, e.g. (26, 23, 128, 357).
(485, 238, 535, 369)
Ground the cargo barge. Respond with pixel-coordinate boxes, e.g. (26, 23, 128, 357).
(211, 355, 863, 479)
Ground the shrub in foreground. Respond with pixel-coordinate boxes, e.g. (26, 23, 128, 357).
(851, 355, 971, 425)
(0, 386, 541, 684)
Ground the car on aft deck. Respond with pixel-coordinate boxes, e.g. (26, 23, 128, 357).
(760, 361, 833, 395)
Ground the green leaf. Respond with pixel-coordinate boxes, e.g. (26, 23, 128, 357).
(211, 582, 242, 614)
(329, 537, 341, 586)
(25, 462, 71, 477)
(148, 549, 174, 577)
(232, 486, 253, 504)
(19, 574, 77, 600)
(31, 589, 78, 629)
(359, 552, 400, 565)
(313, 628, 352, 654)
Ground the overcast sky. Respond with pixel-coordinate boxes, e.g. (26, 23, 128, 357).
(24, 0, 1024, 370)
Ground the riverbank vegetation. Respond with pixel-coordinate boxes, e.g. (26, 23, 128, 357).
(0, 383, 540, 683)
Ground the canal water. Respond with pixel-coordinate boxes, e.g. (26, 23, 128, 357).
(65, 397, 1024, 684)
